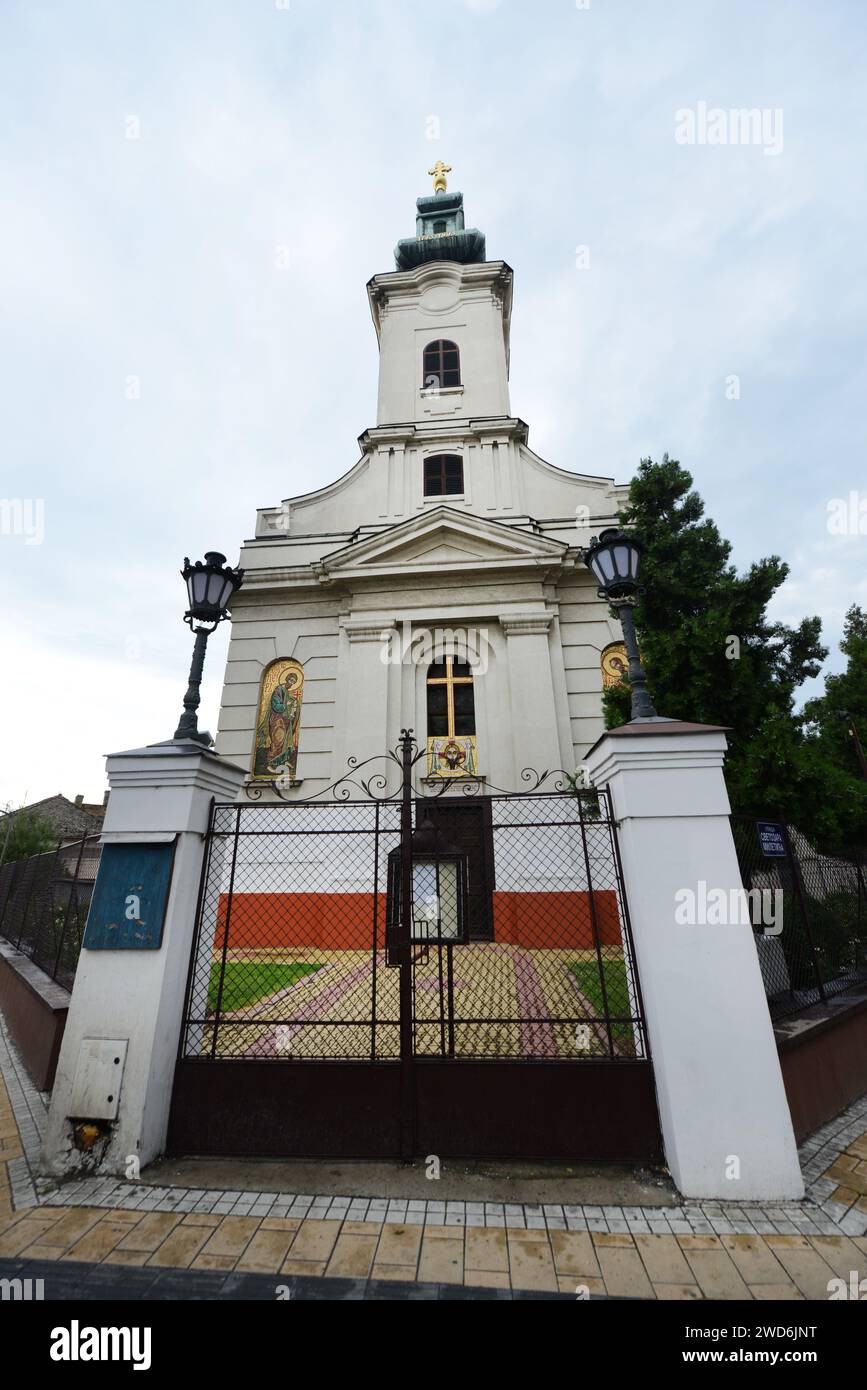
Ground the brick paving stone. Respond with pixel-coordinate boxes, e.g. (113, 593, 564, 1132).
(146, 1225, 211, 1269)
(654, 1283, 703, 1300)
(592, 1231, 633, 1248)
(115, 1211, 182, 1254)
(18, 1243, 66, 1260)
(371, 1262, 418, 1284)
(259, 1217, 302, 1233)
(325, 1232, 379, 1279)
(287, 1219, 341, 1264)
(236, 1227, 298, 1273)
(549, 1230, 600, 1278)
(103, 1249, 151, 1267)
(198, 1215, 260, 1260)
(63, 1219, 133, 1263)
(33, 1208, 103, 1250)
(839, 1209, 867, 1237)
(634, 1234, 693, 1285)
(191, 1252, 240, 1271)
(376, 1223, 423, 1268)
(682, 1248, 752, 1299)
(280, 1258, 327, 1278)
(720, 1234, 787, 1285)
(465, 1269, 511, 1290)
(750, 1283, 803, 1300)
(418, 1233, 463, 1285)
(808, 1234, 867, 1279)
(763, 1238, 842, 1299)
(465, 1227, 509, 1274)
(597, 1245, 655, 1299)
(506, 1233, 559, 1292)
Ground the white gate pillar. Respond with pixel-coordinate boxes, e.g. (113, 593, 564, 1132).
(585, 721, 803, 1200)
(41, 741, 245, 1178)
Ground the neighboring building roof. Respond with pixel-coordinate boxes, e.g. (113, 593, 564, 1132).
(1, 794, 106, 840)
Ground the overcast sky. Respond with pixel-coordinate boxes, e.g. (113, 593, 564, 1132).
(1, 0, 865, 807)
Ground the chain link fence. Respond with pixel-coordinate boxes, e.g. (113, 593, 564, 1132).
(0, 836, 101, 991)
(732, 816, 867, 1020)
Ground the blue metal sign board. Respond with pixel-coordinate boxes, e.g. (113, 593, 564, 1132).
(83, 843, 176, 951)
(756, 821, 787, 859)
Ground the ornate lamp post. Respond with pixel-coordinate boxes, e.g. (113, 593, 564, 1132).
(173, 552, 244, 746)
(584, 527, 660, 722)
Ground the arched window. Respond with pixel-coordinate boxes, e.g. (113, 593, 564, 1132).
(423, 339, 461, 390)
(427, 658, 477, 777)
(423, 454, 464, 497)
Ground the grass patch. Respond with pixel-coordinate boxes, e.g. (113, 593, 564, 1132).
(568, 958, 635, 1055)
(209, 960, 322, 1014)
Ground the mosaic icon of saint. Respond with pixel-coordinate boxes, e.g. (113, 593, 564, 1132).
(253, 665, 303, 779)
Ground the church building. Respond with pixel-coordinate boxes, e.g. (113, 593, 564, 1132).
(215, 166, 628, 804)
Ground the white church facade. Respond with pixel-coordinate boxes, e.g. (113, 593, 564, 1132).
(214, 171, 628, 795)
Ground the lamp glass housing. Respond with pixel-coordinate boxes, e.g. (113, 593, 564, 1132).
(585, 528, 642, 600)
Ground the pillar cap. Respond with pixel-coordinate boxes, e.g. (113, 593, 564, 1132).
(105, 738, 226, 760)
(585, 720, 732, 759)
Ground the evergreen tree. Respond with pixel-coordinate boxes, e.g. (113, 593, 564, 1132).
(601, 456, 865, 849)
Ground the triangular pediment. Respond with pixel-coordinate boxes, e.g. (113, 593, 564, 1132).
(316, 506, 571, 580)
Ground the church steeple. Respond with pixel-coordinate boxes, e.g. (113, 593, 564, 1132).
(394, 163, 486, 270)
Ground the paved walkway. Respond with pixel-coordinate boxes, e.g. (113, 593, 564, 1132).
(1, 1012, 865, 1299)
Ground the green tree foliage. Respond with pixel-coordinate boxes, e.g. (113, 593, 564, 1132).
(0, 808, 58, 866)
(602, 456, 867, 851)
(802, 607, 867, 850)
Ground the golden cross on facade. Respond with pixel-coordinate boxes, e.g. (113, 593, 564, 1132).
(428, 160, 452, 193)
(427, 657, 472, 738)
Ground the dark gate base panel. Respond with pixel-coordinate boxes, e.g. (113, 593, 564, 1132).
(167, 1060, 662, 1162)
(415, 1060, 661, 1162)
(168, 1061, 402, 1159)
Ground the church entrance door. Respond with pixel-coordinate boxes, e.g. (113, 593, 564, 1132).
(422, 799, 493, 941)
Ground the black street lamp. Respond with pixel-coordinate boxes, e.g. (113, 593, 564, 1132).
(173, 551, 244, 746)
(584, 527, 660, 722)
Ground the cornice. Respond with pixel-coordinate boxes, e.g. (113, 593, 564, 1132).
(499, 612, 555, 637)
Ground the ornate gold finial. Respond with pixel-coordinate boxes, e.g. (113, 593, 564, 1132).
(428, 160, 452, 194)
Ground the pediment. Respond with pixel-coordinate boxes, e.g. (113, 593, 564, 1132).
(315, 507, 572, 580)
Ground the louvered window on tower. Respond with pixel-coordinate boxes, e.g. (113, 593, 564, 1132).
(423, 454, 464, 497)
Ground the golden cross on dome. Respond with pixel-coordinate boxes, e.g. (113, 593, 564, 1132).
(428, 160, 452, 193)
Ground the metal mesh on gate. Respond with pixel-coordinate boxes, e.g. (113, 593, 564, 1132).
(180, 790, 646, 1063)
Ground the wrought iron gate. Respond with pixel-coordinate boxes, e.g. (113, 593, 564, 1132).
(168, 736, 661, 1161)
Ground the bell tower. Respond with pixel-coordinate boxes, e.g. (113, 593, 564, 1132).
(367, 165, 513, 426)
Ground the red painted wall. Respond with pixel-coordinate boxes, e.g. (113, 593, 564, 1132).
(215, 891, 624, 951)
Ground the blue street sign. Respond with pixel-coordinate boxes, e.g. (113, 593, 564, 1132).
(83, 843, 176, 950)
(756, 821, 787, 859)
